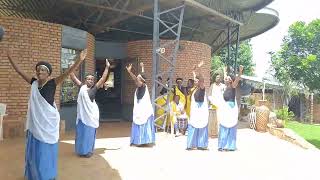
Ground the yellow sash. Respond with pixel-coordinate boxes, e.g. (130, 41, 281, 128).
(186, 86, 196, 117)
(174, 86, 186, 106)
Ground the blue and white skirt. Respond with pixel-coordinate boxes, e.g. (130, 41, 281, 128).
(218, 124, 237, 150)
(130, 115, 155, 145)
(25, 130, 58, 180)
(187, 125, 208, 149)
(75, 119, 97, 156)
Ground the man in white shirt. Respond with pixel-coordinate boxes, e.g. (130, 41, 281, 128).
(208, 74, 226, 138)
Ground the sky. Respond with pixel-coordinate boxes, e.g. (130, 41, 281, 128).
(251, 0, 320, 77)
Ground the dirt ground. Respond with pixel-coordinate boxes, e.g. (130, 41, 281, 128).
(0, 122, 320, 180)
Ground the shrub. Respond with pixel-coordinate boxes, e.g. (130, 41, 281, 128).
(275, 106, 295, 124)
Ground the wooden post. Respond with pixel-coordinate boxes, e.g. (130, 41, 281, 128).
(299, 95, 303, 122)
(310, 93, 314, 124)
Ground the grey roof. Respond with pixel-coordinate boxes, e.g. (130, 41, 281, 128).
(0, 0, 279, 53)
(241, 75, 282, 87)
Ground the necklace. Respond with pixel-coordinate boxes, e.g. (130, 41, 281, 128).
(38, 80, 49, 90)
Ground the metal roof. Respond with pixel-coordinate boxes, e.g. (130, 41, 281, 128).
(0, 0, 279, 53)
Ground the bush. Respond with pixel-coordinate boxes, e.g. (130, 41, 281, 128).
(275, 106, 295, 124)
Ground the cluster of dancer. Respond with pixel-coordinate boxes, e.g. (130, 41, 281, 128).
(7, 46, 243, 179)
(157, 61, 243, 151)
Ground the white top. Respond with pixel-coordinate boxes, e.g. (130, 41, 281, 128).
(26, 81, 60, 144)
(133, 85, 154, 125)
(77, 85, 100, 128)
(170, 102, 188, 119)
(217, 99, 239, 128)
(209, 83, 238, 128)
(189, 90, 209, 128)
(208, 83, 226, 107)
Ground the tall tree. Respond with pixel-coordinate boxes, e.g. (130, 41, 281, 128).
(271, 19, 320, 92)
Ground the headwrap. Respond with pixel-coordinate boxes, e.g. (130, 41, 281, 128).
(176, 77, 183, 82)
(85, 73, 96, 79)
(35, 61, 52, 75)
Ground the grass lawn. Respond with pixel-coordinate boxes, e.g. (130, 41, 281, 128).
(286, 121, 320, 149)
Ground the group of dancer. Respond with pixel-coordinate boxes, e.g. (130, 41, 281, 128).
(6, 46, 243, 179)
(159, 62, 243, 151)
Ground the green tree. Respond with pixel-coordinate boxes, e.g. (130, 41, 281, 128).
(211, 40, 255, 80)
(272, 19, 320, 92)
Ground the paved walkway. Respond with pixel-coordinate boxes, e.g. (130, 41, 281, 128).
(0, 122, 319, 180)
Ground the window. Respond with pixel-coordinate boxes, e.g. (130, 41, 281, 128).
(60, 48, 81, 104)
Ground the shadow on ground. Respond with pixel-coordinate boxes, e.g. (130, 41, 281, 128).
(0, 122, 131, 180)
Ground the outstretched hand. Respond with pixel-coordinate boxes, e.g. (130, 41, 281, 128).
(239, 65, 244, 73)
(126, 64, 132, 72)
(80, 49, 87, 61)
(224, 66, 228, 72)
(105, 58, 110, 68)
(140, 62, 144, 67)
(197, 60, 204, 68)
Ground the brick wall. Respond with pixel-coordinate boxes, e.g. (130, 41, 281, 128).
(0, 16, 95, 138)
(0, 17, 62, 138)
(125, 40, 211, 104)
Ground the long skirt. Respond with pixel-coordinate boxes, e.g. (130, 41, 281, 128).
(208, 109, 219, 137)
(75, 119, 97, 156)
(218, 124, 237, 150)
(25, 130, 58, 180)
(187, 125, 208, 149)
(130, 115, 155, 145)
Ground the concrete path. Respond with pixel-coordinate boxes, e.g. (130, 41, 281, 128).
(0, 122, 319, 180)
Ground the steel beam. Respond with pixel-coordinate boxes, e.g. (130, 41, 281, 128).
(64, 0, 201, 33)
(152, 1, 185, 131)
(234, 25, 240, 74)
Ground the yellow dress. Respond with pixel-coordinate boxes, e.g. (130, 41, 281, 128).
(169, 101, 179, 125)
(155, 86, 186, 127)
(186, 86, 196, 117)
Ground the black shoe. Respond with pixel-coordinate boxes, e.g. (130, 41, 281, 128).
(84, 152, 93, 158)
(197, 147, 208, 150)
(227, 149, 236, 152)
(79, 152, 93, 158)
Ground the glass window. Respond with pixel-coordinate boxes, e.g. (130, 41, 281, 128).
(61, 48, 81, 104)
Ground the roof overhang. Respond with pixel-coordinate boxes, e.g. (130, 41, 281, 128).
(0, 0, 279, 52)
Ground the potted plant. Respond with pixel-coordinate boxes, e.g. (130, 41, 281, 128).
(275, 106, 295, 128)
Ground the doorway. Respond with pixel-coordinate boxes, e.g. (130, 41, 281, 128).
(95, 59, 122, 121)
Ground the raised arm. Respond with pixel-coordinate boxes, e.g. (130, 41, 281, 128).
(140, 62, 145, 73)
(55, 49, 87, 85)
(192, 61, 205, 89)
(70, 72, 82, 87)
(192, 61, 204, 78)
(126, 64, 143, 87)
(223, 66, 228, 82)
(7, 50, 33, 83)
(96, 59, 110, 89)
(232, 65, 243, 88)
